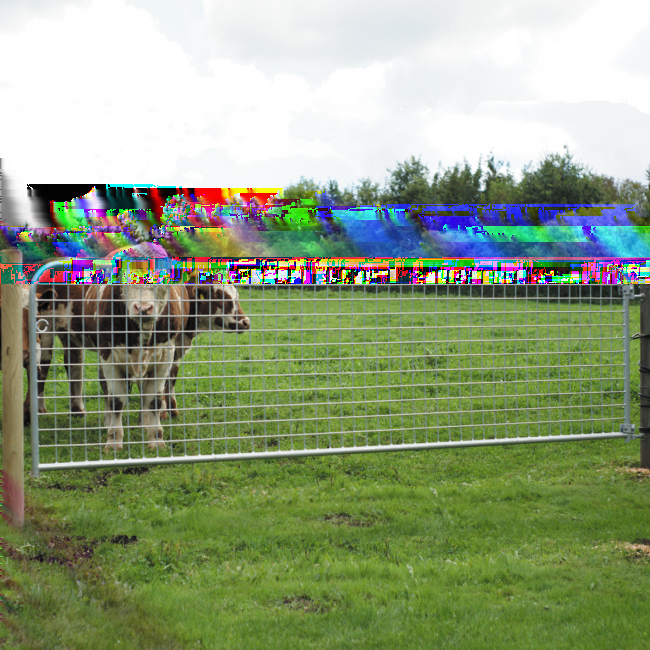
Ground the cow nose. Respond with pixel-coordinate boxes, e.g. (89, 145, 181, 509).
(230, 317, 250, 331)
(133, 302, 154, 316)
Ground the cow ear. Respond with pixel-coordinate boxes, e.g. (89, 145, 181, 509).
(37, 288, 57, 313)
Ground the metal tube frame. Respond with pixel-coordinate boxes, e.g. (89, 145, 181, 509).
(28, 265, 632, 475)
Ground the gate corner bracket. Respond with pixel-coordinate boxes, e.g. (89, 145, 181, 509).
(618, 285, 644, 300)
(621, 423, 644, 442)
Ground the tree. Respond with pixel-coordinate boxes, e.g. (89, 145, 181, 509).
(319, 179, 355, 206)
(589, 174, 620, 204)
(382, 156, 432, 205)
(480, 153, 522, 204)
(431, 158, 483, 204)
(519, 145, 608, 205)
(282, 176, 322, 205)
(355, 177, 381, 205)
(618, 176, 650, 223)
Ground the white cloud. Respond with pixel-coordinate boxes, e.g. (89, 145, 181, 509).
(0, 0, 648, 204)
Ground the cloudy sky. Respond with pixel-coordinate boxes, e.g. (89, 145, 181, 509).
(1, 0, 649, 219)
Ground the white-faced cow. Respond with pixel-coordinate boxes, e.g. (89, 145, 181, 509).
(82, 283, 188, 451)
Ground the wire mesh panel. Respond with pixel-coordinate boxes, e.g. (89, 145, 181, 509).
(29, 277, 629, 474)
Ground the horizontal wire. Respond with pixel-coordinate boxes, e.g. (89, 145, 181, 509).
(37, 415, 622, 450)
(37, 402, 623, 431)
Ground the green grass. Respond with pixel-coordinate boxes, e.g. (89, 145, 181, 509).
(1, 288, 648, 648)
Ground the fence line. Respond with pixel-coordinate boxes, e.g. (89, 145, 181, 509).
(27, 261, 634, 475)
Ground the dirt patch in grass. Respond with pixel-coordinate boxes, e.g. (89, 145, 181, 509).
(618, 539, 650, 560)
(283, 595, 330, 614)
(621, 467, 650, 479)
(121, 466, 150, 476)
(322, 513, 376, 527)
(108, 534, 138, 546)
(1, 535, 99, 567)
(41, 466, 149, 493)
(1, 533, 138, 568)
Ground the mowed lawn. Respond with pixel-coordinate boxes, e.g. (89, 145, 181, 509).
(1, 287, 649, 649)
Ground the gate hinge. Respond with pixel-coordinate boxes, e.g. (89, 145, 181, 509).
(618, 285, 644, 300)
(621, 423, 645, 442)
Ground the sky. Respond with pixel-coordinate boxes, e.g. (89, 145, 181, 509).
(1, 0, 649, 224)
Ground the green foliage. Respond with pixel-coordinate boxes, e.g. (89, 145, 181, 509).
(354, 177, 381, 206)
(480, 153, 522, 204)
(618, 171, 650, 223)
(431, 158, 484, 204)
(319, 179, 356, 207)
(282, 176, 322, 205)
(382, 155, 432, 205)
(277, 151, 650, 216)
(519, 145, 609, 205)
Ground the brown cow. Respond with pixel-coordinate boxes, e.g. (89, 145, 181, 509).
(36, 282, 189, 451)
(163, 282, 250, 418)
(0, 284, 52, 422)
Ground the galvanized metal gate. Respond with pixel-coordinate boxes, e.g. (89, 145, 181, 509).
(28, 261, 636, 476)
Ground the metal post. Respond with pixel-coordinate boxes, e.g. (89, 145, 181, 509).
(640, 286, 650, 469)
(2, 248, 24, 527)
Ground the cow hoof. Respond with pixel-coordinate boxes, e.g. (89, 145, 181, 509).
(38, 407, 48, 414)
(148, 440, 166, 450)
(104, 443, 123, 453)
(71, 405, 86, 416)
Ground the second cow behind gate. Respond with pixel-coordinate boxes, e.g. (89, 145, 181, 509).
(163, 282, 251, 419)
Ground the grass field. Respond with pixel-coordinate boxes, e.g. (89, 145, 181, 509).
(1, 286, 648, 649)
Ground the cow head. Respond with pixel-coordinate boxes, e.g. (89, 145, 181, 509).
(123, 284, 170, 329)
(190, 284, 251, 333)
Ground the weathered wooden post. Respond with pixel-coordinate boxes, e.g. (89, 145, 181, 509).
(2, 248, 24, 527)
(640, 285, 650, 470)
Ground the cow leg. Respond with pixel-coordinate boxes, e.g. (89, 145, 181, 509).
(102, 354, 127, 452)
(23, 332, 51, 423)
(161, 361, 180, 420)
(161, 333, 192, 420)
(58, 333, 86, 414)
(37, 331, 55, 414)
(142, 343, 174, 449)
(62, 338, 86, 415)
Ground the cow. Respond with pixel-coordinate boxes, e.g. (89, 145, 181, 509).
(88, 282, 188, 451)
(34, 284, 91, 416)
(162, 282, 251, 419)
(0, 284, 53, 422)
(36, 281, 189, 451)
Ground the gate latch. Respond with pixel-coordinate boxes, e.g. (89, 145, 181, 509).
(618, 285, 644, 300)
(36, 318, 50, 333)
(621, 423, 645, 442)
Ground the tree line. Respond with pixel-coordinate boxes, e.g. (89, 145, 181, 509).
(283, 146, 650, 220)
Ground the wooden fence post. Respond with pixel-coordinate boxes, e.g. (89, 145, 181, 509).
(2, 248, 24, 528)
(639, 286, 650, 470)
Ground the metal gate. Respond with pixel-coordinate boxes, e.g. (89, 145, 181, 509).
(28, 261, 635, 476)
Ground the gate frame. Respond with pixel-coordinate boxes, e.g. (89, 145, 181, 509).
(28, 262, 639, 476)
